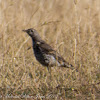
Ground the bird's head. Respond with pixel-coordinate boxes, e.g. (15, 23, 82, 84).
(23, 28, 42, 41)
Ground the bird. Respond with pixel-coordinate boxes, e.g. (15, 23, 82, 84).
(23, 28, 73, 72)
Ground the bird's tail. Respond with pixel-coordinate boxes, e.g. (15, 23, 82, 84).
(63, 62, 74, 69)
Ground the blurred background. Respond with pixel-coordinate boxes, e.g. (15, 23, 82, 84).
(0, 0, 100, 99)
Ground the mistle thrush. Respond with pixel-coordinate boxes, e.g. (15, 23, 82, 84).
(23, 28, 73, 71)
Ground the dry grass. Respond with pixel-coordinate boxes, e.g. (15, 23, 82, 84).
(0, 0, 100, 99)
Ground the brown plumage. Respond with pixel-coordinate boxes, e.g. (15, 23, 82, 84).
(23, 28, 73, 71)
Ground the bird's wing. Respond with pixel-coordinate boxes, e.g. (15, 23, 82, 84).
(37, 41, 54, 52)
(37, 41, 66, 61)
(37, 41, 73, 68)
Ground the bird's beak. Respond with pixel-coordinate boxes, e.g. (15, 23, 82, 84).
(22, 29, 30, 36)
(22, 29, 27, 32)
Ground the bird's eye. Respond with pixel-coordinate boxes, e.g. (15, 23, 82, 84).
(30, 30, 33, 32)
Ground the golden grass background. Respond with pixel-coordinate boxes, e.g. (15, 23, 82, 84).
(0, 0, 100, 99)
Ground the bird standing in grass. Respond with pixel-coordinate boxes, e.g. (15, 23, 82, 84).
(23, 28, 73, 72)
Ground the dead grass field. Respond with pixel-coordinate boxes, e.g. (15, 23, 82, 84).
(0, 0, 100, 100)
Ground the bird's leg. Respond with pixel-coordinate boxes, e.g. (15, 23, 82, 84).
(47, 66, 51, 80)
